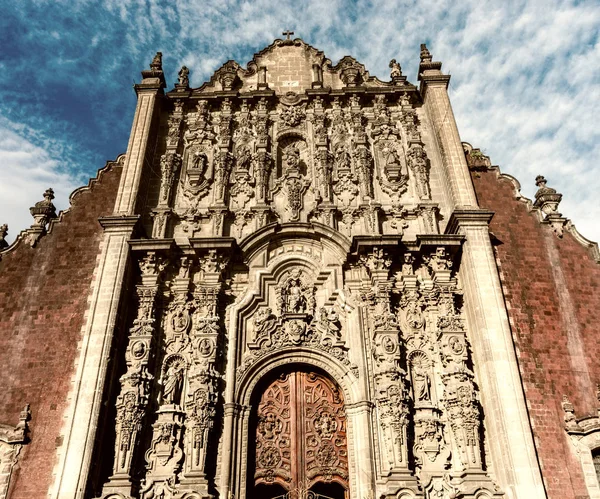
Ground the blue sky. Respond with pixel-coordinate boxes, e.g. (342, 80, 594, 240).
(0, 0, 599, 244)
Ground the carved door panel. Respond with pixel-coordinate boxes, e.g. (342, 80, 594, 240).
(254, 371, 349, 497)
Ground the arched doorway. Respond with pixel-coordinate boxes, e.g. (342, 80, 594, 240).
(249, 368, 349, 499)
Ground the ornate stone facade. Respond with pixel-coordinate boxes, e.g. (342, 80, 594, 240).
(83, 38, 513, 499)
(5, 34, 599, 499)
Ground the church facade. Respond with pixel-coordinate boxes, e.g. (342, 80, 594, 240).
(0, 36, 599, 499)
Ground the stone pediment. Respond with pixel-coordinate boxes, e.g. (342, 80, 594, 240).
(193, 36, 402, 95)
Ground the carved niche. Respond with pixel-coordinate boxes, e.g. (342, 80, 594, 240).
(272, 138, 311, 222)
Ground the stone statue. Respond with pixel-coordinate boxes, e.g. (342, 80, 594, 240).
(287, 276, 305, 313)
(284, 146, 300, 171)
(163, 361, 184, 405)
(0, 223, 7, 249)
(389, 59, 402, 78)
(413, 365, 431, 402)
(178, 65, 189, 87)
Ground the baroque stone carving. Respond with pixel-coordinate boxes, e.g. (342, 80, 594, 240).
(0, 405, 30, 499)
(273, 145, 311, 222)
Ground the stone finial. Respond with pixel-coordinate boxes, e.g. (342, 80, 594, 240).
(0, 223, 7, 249)
(534, 175, 566, 237)
(150, 51, 163, 71)
(30, 188, 56, 227)
(418, 43, 443, 80)
(420, 44, 432, 63)
(26, 188, 56, 247)
(534, 175, 562, 213)
(177, 65, 189, 88)
(140, 51, 166, 88)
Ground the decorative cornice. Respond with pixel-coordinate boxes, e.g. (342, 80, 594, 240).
(462, 142, 600, 263)
(445, 210, 495, 234)
(0, 155, 126, 261)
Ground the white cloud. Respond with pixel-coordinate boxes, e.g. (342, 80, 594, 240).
(1, 0, 599, 245)
(0, 118, 81, 244)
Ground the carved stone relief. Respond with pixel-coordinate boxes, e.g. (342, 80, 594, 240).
(0, 405, 30, 499)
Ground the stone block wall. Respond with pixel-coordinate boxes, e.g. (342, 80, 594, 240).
(469, 163, 600, 499)
(0, 161, 122, 499)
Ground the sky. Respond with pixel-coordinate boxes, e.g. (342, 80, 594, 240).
(0, 0, 599, 245)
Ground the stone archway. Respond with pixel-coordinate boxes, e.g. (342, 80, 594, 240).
(248, 367, 350, 499)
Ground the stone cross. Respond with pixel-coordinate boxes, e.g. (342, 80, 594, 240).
(282, 30, 294, 40)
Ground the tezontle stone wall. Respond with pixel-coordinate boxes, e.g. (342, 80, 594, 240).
(469, 161, 600, 499)
(0, 161, 122, 499)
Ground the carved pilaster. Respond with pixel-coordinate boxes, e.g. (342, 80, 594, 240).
(360, 247, 411, 474)
(102, 251, 167, 497)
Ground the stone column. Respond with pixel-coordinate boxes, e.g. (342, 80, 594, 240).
(447, 211, 546, 498)
(50, 54, 165, 499)
(419, 44, 544, 497)
(346, 401, 376, 499)
(114, 55, 165, 215)
(418, 45, 477, 209)
(50, 216, 139, 499)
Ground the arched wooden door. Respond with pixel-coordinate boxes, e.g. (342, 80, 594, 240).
(252, 370, 349, 499)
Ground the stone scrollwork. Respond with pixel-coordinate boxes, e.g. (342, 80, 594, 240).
(240, 269, 357, 379)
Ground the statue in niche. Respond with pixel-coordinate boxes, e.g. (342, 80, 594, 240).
(382, 143, 405, 182)
(277, 269, 315, 315)
(162, 358, 185, 405)
(284, 146, 300, 173)
(236, 145, 252, 171)
(191, 151, 208, 177)
(411, 357, 432, 404)
(287, 275, 305, 312)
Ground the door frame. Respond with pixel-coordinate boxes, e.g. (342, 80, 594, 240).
(230, 349, 372, 499)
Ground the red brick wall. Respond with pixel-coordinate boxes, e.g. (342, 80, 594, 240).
(0, 161, 122, 499)
(470, 166, 600, 499)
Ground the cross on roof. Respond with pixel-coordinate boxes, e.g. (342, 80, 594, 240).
(282, 30, 294, 40)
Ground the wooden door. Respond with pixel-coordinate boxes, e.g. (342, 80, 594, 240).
(253, 370, 349, 498)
